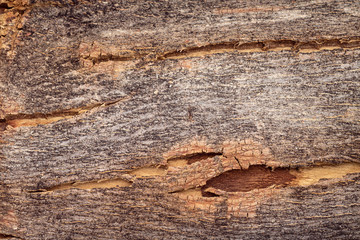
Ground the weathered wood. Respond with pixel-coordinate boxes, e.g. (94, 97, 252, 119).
(1, 0, 360, 239)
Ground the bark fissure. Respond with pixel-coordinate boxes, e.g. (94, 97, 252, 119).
(159, 38, 360, 59)
(202, 165, 295, 195)
(81, 38, 360, 67)
(0, 233, 23, 239)
(234, 156, 242, 168)
(167, 152, 223, 165)
(0, 96, 130, 129)
(0, 3, 12, 11)
(82, 53, 147, 65)
(171, 162, 360, 197)
(28, 178, 132, 193)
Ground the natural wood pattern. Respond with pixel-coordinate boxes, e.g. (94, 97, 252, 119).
(1, 0, 360, 239)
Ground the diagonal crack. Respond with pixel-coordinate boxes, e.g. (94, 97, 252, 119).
(0, 96, 131, 129)
(0, 233, 24, 239)
(234, 156, 242, 169)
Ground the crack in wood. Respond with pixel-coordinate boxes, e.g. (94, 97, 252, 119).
(0, 96, 130, 129)
(79, 37, 360, 68)
(290, 162, 360, 187)
(167, 152, 222, 166)
(129, 167, 167, 177)
(164, 140, 360, 198)
(28, 178, 132, 193)
(23, 135, 360, 220)
(170, 160, 360, 218)
(201, 165, 295, 195)
(82, 51, 146, 66)
(0, 3, 12, 11)
(0, 233, 23, 239)
(173, 162, 360, 197)
(23, 137, 360, 197)
(159, 38, 360, 59)
(28, 164, 168, 194)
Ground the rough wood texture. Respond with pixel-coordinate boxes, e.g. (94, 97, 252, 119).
(1, 0, 360, 239)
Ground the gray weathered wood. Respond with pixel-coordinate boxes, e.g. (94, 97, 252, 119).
(1, 0, 360, 239)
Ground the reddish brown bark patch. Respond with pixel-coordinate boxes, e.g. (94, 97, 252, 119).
(202, 165, 295, 193)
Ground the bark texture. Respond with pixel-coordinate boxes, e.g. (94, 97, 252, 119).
(1, 0, 360, 239)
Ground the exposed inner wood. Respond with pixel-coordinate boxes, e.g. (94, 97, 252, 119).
(31, 158, 360, 195)
(167, 159, 188, 167)
(290, 163, 360, 186)
(167, 152, 222, 165)
(201, 189, 220, 198)
(171, 162, 360, 218)
(201, 165, 295, 194)
(28, 178, 132, 193)
(174, 188, 203, 198)
(0, 232, 22, 239)
(199, 162, 360, 197)
(1, 96, 130, 128)
(129, 167, 167, 177)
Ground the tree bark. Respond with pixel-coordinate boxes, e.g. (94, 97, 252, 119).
(1, 0, 360, 239)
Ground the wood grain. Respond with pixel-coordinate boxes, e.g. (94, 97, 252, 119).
(1, 0, 360, 239)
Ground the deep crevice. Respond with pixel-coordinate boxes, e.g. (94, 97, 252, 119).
(201, 165, 295, 196)
(87, 55, 143, 65)
(0, 3, 12, 10)
(158, 42, 237, 59)
(167, 152, 222, 165)
(169, 162, 360, 197)
(158, 38, 360, 60)
(163, 38, 360, 59)
(82, 38, 360, 67)
(234, 156, 242, 168)
(201, 190, 220, 197)
(0, 233, 22, 239)
(0, 96, 129, 129)
(28, 178, 132, 193)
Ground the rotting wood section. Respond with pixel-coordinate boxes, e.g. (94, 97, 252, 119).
(1, 0, 360, 239)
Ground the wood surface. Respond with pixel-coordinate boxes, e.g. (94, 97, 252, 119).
(0, 0, 360, 239)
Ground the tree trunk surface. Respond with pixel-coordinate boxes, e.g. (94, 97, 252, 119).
(1, 0, 360, 239)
